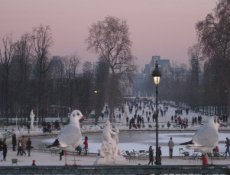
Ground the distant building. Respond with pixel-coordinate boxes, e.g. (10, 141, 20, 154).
(130, 55, 173, 97)
(143, 55, 171, 78)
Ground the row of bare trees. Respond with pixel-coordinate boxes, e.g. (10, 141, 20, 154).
(133, 0, 229, 117)
(0, 16, 136, 123)
(163, 0, 230, 116)
(196, 0, 230, 115)
(0, 26, 53, 121)
(0, 25, 84, 121)
(178, 0, 230, 116)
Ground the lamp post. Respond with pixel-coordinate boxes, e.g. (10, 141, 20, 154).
(152, 62, 161, 165)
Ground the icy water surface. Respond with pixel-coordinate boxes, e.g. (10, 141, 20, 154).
(33, 130, 229, 156)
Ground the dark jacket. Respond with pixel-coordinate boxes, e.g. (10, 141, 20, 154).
(149, 147, 154, 161)
(26, 139, 32, 149)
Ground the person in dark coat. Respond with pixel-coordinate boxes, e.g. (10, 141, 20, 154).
(26, 137, 32, 157)
(148, 146, 154, 165)
(17, 139, 23, 156)
(12, 133, 17, 151)
(76, 145, 82, 155)
(32, 160, 36, 166)
(59, 150, 64, 160)
(0, 139, 3, 161)
(158, 146, 162, 162)
(225, 137, 230, 158)
(3, 142, 7, 161)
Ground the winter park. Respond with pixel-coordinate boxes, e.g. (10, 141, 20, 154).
(0, 0, 230, 174)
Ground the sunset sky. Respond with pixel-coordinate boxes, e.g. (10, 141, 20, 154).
(0, 0, 217, 69)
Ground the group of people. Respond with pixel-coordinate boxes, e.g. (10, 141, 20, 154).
(124, 100, 169, 130)
(148, 137, 175, 165)
(99, 98, 212, 133)
(99, 98, 170, 129)
(1, 134, 32, 162)
(147, 136, 230, 165)
(12, 134, 33, 157)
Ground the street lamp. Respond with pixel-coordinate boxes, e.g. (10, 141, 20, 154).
(152, 62, 161, 165)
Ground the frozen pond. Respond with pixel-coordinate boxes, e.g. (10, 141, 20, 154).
(27, 104, 229, 157)
(34, 130, 229, 157)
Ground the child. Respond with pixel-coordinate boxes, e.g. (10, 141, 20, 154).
(83, 136, 88, 155)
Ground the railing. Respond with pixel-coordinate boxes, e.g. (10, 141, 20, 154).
(0, 165, 229, 175)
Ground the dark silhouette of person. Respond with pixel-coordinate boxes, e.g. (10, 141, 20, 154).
(83, 136, 88, 155)
(32, 160, 36, 166)
(12, 133, 17, 151)
(225, 137, 230, 158)
(26, 137, 32, 157)
(59, 150, 64, 160)
(3, 142, 7, 161)
(148, 146, 154, 165)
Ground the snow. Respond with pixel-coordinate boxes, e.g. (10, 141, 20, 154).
(1, 104, 230, 166)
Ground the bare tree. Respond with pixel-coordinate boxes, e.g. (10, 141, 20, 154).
(196, 0, 230, 60)
(196, 0, 230, 116)
(64, 54, 80, 79)
(12, 33, 33, 115)
(31, 25, 53, 119)
(62, 54, 80, 109)
(0, 35, 16, 119)
(81, 61, 94, 114)
(94, 60, 109, 124)
(187, 44, 203, 109)
(49, 56, 64, 79)
(48, 56, 65, 111)
(87, 16, 136, 120)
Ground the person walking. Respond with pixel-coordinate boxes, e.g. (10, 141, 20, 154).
(12, 133, 17, 151)
(155, 146, 162, 164)
(168, 137, 175, 158)
(3, 141, 7, 161)
(225, 137, 230, 158)
(148, 146, 154, 165)
(59, 150, 64, 161)
(26, 137, 32, 157)
(0, 139, 3, 161)
(17, 139, 23, 156)
(83, 136, 88, 155)
(21, 136, 27, 156)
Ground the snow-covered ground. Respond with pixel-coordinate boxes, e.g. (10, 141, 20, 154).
(0, 145, 229, 166)
(1, 104, 230, 166)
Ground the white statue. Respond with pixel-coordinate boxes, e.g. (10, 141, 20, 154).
(30, 109, 35, 129)
(95, 120, 126, 165)
(47, 110, 84, 153)
(180, 117, 220, 153)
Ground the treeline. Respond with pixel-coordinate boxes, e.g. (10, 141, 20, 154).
(163, 0, 230, 116)
(0, 16, 136, 123)
(2, 0, 228, 122)
(0, 25, 99, 121)
(136, 0, 230, 116)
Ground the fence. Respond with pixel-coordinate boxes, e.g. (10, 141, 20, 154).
(0, 165, 229, 175)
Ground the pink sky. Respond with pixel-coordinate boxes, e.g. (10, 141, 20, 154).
(0, 0, 217, 69)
